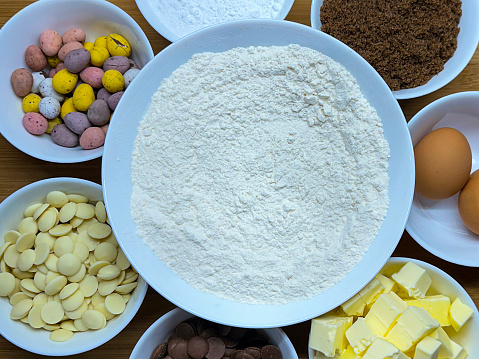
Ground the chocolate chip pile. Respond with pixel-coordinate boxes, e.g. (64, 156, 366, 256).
(151, 317, 283, 359)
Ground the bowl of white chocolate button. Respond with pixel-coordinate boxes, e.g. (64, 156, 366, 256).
(308, 257, 479, 358)
(0, 177, 147, 356)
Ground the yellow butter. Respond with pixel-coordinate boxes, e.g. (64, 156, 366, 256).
(406, 295, 451, 327)
(345, 317, 377, 355)
(392, 262, 431, 299)
(364, 310, 388, 337)
(366, 292, 407, 336)
(309, 314, 353, 357)
(449, 298, 473, 332)
(445, 340, 468, 359)
(414, 336, 441, 359)
(339, 346, 361, 359)
(362, 337, 410, 359)
(376, 273, 397, 294)
(341, 293, 366, 317)
(428, 327, 453, 357)
(341, 277, 385, 316)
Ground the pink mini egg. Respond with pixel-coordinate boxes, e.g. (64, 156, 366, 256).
(39, 30, 62, 57)
(80, 67, 104, 88)
(62, 28, 86, 44)
(58, 41, 84, 61)
(23, 112, 48, 135)
(79, 127, 105, 150)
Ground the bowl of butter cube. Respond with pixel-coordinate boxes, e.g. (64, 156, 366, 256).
(0, 177, 147, 356)
(308, 257, 479, 358)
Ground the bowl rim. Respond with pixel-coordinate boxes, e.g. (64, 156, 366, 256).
(134, 0, 296, 42)
(0, 0, 154, 163)
(0, 177, 148, 356)
(406, 91, 479, 267)
(309, 0, 479, 100)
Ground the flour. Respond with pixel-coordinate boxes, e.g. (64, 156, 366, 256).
(131, 45, 390, 305)
(147, 0, 285, 38)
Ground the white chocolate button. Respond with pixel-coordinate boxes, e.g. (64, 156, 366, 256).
(62, 288, 85, 311)
(76, 203, 95, 220)
(121, 272, 138, 285)
(36, 263, 48, 275)
(94, 302, 115, 320)
(73, 241, 89, 263)
(73, 318, 89, 331)
(82, 309, 106, 330)
(18, 217, 38, 235)
(43, 323, 61, 331)
(116, 249, 130, 271)
(17, 249, 35, 272)
(41, 301, 64, 324)
(103, 233, 119, 247)
(88, 261, 109, 276)
(70, 217, 84, 228)
(45, 271, 60, 284)
(77, 230, 100, 251)
(122, 293, 130, 304)
(79, 274, 98, 297)
(34, 242, 50, 265)
(97, 265, 120, 281)
(94, 242, 117, 263)
(13, 268, 34, 280)
(37, 208, 58, 233)
(0, 272, 16, 296)
(59, 282, 79, 300)
(105, 293, 125, 315)
(65, 299, 88, 320)
(33, 271, 47, 291)
(50, 328, 74, 342)
(77, 218, 99, 235)
(98, 277, 119, 296)
(28, 304, 46, 328)
(46, 191, 69, 208)
(91, 291, 106, 306)
(88, 223, 112, 240)
(53, 236, 75, 257)
(67, 263, 86, 283)
(44, 275, 67, 296)
(10, 298, 33, 320)
(4, 230, 20, 244)
(15, 232, 35, 253)
(35, 232, 55, 250)
(21, 278, 41, 294)
(45, 254, 59, 272)
(49, 223, 72, 237)
(60, 319, 78, 332)
(10, 292, 30, 306)
(67, 194, 88, 203)
(33, 203, 50, 221)
(24, 203, 43, 218)
(0, 242, 11, 261)
(115, 282, 138, 295)
(59, 202, 78, 223)
(117, 270, 126, 285)
(95, 201, 107, 223)
(33, 292, 48, 306)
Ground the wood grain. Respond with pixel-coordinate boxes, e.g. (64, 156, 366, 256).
(0, 0, 478, 358)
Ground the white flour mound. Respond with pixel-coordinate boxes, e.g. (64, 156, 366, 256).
(131, 44, 390, 305)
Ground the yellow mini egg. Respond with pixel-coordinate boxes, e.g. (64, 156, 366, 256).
(106, 34, 131, 57)
(414, 127, 472, 200)
(89, 46, 110, 67)
(102, 70, 124, 93)
(73, 83, 95, 112)
(83, 42, 94, 52)
(60, 97, 77, 119)
(46, 117, 62, 134)
(52, 69, 78, 95)
(47, 56, 61, 68)
(22, 93, 41, 113)
(458, 170, 479, 235)
(94, 36, 108, 49)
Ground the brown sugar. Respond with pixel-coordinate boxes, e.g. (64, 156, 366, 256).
(320, 0, 462, 91)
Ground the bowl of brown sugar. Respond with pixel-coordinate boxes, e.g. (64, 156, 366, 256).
(311, 0, 479, 99)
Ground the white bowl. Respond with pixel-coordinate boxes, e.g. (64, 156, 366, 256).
(135, 0, 295, 42)
(310, 0, 479, 99)
(308, 257, 479, 358)
(102, 19, 414, 328)
(406, 91, 479, 267)
(0, 177, 148, 356)
(0, 0, 154, 163)
(129, 307, 298, 358)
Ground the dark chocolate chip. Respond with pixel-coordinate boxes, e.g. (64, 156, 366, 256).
(230, 351, 254, 359)
(221, 336, 239, 348)
(151, 342, 167, 359)
(206, 337, 226, 359)
(243, 347, 260, 359)
(200, 327, 219, 339)
(176, 322, 196, 341)
(188, 336, 209, 359)
(218, 324, 232, 336)
(167, 337, 186, 357)
(170, 340, 188, 359)
(224, 348, 235, 356)
(260, 345, 282, 359)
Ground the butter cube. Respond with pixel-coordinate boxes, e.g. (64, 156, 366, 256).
(345, 317, 377, 355)
(341, 277, 385, 316)
(376, 273, 397, 293)
(313, 350, 340, 359)
(449, 298, 473, 332)
(365, 310, 389, 337)
(386, 306, 439, 352)
(447, 340, 468, 359)
(392, 262, 432, 299)
(428, 328, 453, 358)
(406, 295, 451, 326)
(366, 292, 408, 335)
(414, 336, 441, 359)
(339, 346, 361, 359)
(310, 314, 353, 357)
(341, 293, 366, 316)
(363, 337, 410, 359)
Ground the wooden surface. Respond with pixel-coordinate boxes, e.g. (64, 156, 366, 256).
(1, 0, 478, 358)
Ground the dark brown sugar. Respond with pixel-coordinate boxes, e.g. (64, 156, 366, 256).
(320, 0, 462, 91)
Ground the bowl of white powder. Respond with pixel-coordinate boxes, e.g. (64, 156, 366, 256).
(102, 19, 414, 327)
(135, 0, 295, 42)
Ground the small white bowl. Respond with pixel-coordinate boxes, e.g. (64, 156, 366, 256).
(130, 307, 298, 358)
(0, 0, 154, 163)
(406, 92, 479, 267)
(0, 177, 148, 356)
(310, 0, 479, 99)
(308, 257, 479, 358)
(135, 0, 295, 42)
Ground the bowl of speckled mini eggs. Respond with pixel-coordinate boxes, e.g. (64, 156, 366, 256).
(0, 0, 154, 163)
(0, 177, 147, 355)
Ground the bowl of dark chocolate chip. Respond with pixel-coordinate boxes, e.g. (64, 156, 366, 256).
(311, 0, 479, 99)
(130, 308, 297, 359)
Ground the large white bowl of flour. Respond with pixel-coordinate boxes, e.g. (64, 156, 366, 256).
(102, 19, 414, 327)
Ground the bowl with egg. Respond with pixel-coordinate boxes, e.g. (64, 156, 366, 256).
(102, 19, 414, 327)
(406, 91, 479, 267)
(310, 0, 479, 99)
(308, 257, 479, 358)
(0, 0, 154, 163)
(0, 177, 147, 355)
(130, 307, 298, 358)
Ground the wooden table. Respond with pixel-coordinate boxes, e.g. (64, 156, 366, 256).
(1, 0, 478, 358)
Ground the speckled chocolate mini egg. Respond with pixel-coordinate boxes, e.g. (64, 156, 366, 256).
(38, 97, 61, 120)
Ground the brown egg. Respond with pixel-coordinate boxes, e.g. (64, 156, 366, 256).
(458, 170, 479, 235)
(414, 127, 472, 199)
